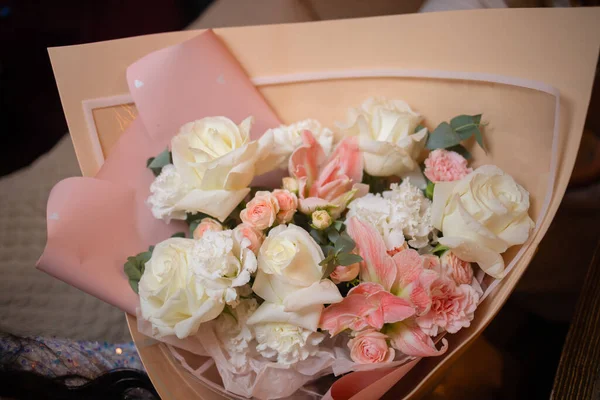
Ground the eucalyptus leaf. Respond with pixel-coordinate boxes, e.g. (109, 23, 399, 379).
(446, 144, 472, 160)
(171, 232, 186, 238)
(426, 122, 461, 150)
(334, 233, 356, 254)
(321, 260, 338, 279)
(124, 260, 142, 281)
(327, 228, 341, 244)
(336, 253, 363, 266)
(148, 148, 171, 170)
(333, 220, 344, 231)
(415, 124, 426, 133)
(128, 280, 139, 294)
(310, 229, 326, 245)
(189, 221, 200, 238)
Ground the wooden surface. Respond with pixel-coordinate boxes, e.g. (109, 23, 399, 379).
(552, 240, 600, 399)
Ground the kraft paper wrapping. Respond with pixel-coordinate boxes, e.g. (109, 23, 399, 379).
(42, 8, 600, 400)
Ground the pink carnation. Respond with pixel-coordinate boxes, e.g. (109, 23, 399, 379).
(240, 191, 279, 230)
(416, 276, 479, 336)
(272, 189, 298, 224)
(440, 251, 474, 285)
(348, 329, 395, 364)
(424, 149, 472, 183)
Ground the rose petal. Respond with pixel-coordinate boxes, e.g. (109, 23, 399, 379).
(283, 280, 343, 312)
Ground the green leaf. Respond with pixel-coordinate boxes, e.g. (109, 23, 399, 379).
(333, 220, 344, 231)
(450, 114, 486, 152)
(321, 259, 338, 279)
(446, 144, 472, 160)
(327, 228, 341, 244)
(137, 251, 152, 265)
(426, 122, 461, 150)
(334, 232, 356, 254)
(415, 124, 426, 133)
(336, 253, 363, 266)
(185, 212, 210, 225)
(128, 279, 139, 294)
(124, 260, 142, 281)
(148, 245, 155, 253)
(425, 181, 435, 200)
(310, 229, 326, 245)
(432, 244, 449, 256)
(148, 148, 171, 169)
(171, 232, 186, 238)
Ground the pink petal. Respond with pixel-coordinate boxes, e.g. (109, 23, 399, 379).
(387, 319, 448, 357)
(328, 137, 363, 183)
(320, 293, 373, 335)
(346, 217, 397, 291)
(376, 292, 416, 324)
(289, 130, 326, 191)
(298, 197, 335, 214)
(348, 282, 385, 296)
(392, 249, 425, 290)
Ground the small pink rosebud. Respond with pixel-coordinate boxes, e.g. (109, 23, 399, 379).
(329, 263, 360, 284)
(311, 210, 332, 229)
(282, 177, 299, 194)
(348, 329, 395, 364)
(240, 191, 280, 230)
(192, 217, 223, 239)
(233, 223, 265, 254)
(272, 189, 298, 224)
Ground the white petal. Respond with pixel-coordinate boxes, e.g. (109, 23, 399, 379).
(438, 236, 505, 278)
(283, 280, 342, 312)
(246, 302, 323, 331)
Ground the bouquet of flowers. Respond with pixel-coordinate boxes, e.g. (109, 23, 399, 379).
(125, 97, 533, 399)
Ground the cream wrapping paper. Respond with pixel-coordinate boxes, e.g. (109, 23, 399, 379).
(41, 8, 600, 400)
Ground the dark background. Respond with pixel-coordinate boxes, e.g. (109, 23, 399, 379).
(0, 0, 213, 177)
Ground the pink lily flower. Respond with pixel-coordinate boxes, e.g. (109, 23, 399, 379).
(289, 131, 368, 218)
(320, 282, 415, 335)
(345, 217, 438, 310)
(386, 318, 448, 357)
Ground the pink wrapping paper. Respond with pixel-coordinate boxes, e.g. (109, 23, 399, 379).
(37, 30, 281, 315)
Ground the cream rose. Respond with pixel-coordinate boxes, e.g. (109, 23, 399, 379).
(337, 97, 427, 177)
(138, 238, 223, 339)
(247, 224, 342, 331)
(148, 116, 273, 223)
(431, 165, 535, 278)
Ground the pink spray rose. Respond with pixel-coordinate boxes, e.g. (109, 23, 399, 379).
(240, 191, 280, 230)
(192, 217, 223, 239)
(329, 262, 360, 284)
(272, 189, 298, 224)
(440, 251, 474, 285)
(416, 276, 480, 336)
(348, 329, 395, 364)
(424, 149, 472, 183)
(233, 223, 265, 254)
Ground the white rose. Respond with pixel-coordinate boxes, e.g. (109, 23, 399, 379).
(264, 119, 335, 170)
(432, 165, 535, 278)
(254, 322, 325, 365)
(191, 230, 258, 306)
(148, 116, 273, 222)
(337, 97, 427, 177)
(248, 224, 342, 331)
(139, 238, 224, 339)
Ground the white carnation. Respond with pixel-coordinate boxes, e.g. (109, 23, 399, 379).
(191, 230, 257, 306)
(215, 298, 258, 370)
(254, 323, 324, 365)
(146, 164, 189, 222)
(347, 178, 433, 250)
(267, 119, 335, 169)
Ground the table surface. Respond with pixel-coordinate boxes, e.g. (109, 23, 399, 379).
(552, 239, 600, 399)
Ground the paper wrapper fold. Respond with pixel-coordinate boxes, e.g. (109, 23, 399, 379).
(41, 8, 600, 400)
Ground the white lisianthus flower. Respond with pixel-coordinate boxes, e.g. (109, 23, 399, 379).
(337, 97, 427, 177)
(214, 298, 258, 370)
(432, 165, 534, 278)
(139, 238, 224, 339)
(248, 224, 342, 331)
(346, 179, 433, 251)
(191, 230, 258, 306)
(147, 116, 274, 222)
(263, 119, 336, 170)
(254, 322, 325, 365)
